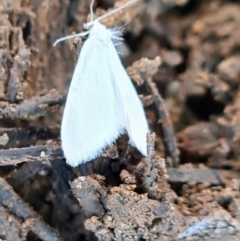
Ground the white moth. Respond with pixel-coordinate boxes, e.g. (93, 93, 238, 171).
(54, 0, 148, 167)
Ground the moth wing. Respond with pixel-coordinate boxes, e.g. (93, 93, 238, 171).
(108, 41, 149, 156)
(61, 36, 125, 166)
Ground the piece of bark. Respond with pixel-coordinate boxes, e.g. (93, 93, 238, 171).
(4, 0, 75, 98)
(71, 175, 107, 218)
(0, 14, 11, 100)
(167, 167, 223, 185)
(7, 29, 30, 103)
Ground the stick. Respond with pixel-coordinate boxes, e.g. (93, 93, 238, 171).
(0, 91, 65, 120)
(145, 77, 179, 167)
(0, 177, 63, 241)
(0, 145, 52, 166)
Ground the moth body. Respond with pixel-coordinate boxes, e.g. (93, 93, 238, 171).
(56, 1, 148, 167)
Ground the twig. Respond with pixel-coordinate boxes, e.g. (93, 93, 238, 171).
(0, 205, 24, 241)
(0, 177, 63, 241)
(146, 132, 156, 161)
(0, 145, 52, 166)
(145, 77, 179, 167)
(0, 91, 65, 120)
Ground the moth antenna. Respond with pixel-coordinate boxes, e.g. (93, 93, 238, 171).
(53, 31, 90, 46)
(96, 0, 138, 22)
(90, 0, 95, 22)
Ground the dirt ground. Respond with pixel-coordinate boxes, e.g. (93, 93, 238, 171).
(1, 0, 240, 240)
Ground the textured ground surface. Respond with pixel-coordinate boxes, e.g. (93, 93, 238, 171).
(1, 0, 240, 240)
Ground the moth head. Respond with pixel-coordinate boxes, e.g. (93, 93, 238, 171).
(83, 21, 94, 30)
(84, 0, 138, 31)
